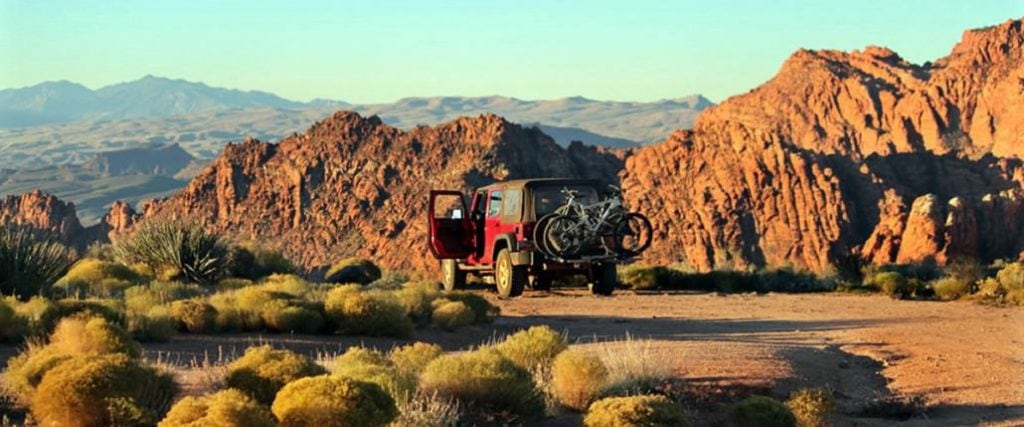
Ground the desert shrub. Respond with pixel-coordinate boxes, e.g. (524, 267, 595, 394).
(216, 277, 254, 291)
(332, 346, 399, 394)
(552, 349, 609, 411)
(391, 390, 461, 427)
(727, 395, 797, 427)
(932, 277, 971, 300)
(617, 264, 665, 290)
(420, 349, 544, 420)
(124, 281, 204, 314)
(583, 394, 689, 427)
(31, 353, 177, 427)
(323, 286, 412, 337)
(2, 344, 73, 404)
(49, 314, 141, 357)
(856, 394, 927, 420)
(158, 388, 275, 427)
(168, 299, 217, 333)
(431, 300, 474, 331)
(0, 226, 76, 299)
(443, 291, 499, 324)
(208, 287, 285, 332)
(1007, 289, 1024, 306)
(996, 262, 1024, 291)
(0, 298, 28, 341)
(944, 259, 986, 284)
(368, 270, 412, 289)
(786, 387, 835, 427)
(866, 271, 910, 298)
(325, 257, 382, 285)
(127, 307, 175, 342)
(395, 280, 442, 324)
(389, 342, 443, 392)
(264, 304, 324, 334)
(494, 325, 568, 372)
(54, 258, 146, 298)
(227, 243, 296, 280)
(271, 375, 398, 427)
(36, 298, 124, 335)
(113, 219, 228, 284)
(225, 345, 326, 404)
(595, 336, 674, 395)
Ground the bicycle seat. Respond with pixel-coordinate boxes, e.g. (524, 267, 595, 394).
(561, 187, 580, 197)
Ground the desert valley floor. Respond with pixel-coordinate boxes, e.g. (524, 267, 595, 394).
(1, 290, 1014, 426)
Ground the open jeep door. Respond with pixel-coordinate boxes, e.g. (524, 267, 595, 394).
(428, 190, 475, 259)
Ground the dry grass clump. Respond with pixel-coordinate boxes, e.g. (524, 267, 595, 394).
(216, 277, 254, 291)
(420, 349, 544, 422)
(431, 300, 474, 331)
(728, 395, 797, 427)
(551, 349, 609, 411)
(932, 277, 972, 300)
(323, 286, 412, 338)
(594, 335, 673, 392)
(583, 394, 689, 427)
(786, 387, 835, 427)
(126, 307, 175, 342)
(168, 299, 217, 333)
(271, 375, 398, 427)
(54, 258, 146, 297)
(123, 282, 203, 315)
(2, 343, 73, 404)
(325, 257, 382, 285)
(49, 315, 141, 357)
(31, 353, 177, 427)
(332, 346, 398, 394)
(158, 388, 275, 427)
(391, 390, 461, 427)
(443, 292, 499, 324)
(224, 345, 326, 404)
(494, 325, 568, 372)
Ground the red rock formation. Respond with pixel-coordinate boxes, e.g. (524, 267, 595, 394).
(143, 112, 622, 271)
(0, 190, 84, 242)
(623, 18, 1024, 272)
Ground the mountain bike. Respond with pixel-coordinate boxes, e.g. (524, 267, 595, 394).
(535, 186, 652, 260)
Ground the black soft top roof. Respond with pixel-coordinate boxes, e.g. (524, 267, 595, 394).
(478, 178, 600, 192)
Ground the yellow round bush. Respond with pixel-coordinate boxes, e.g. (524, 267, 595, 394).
(584, 394, 689, 427)
(494, 325, 568, 371)
(158, 388, 275, 427)
(420, 349, 544, 420)
(932, 277, 971, 300)
(431, 300, 474, 331)
(324, 287, 412, 338)
(31, 353, 177, 427)
(332, 346, 398, 393)
(786, 387, 835, 427)
(727, 395, 797, 427)
(2, 345, 72, 404)
(168, 299, 217, 333)
(49, 315, 141, 357)
(127, 308, 175, 342)
(225, 345, 326, 404)
(54, 258, 145, 296)
(552, 349, 609, 411)
(389, 342, 443, 384)
(443, 292, 499, 324)
(263, 304, 325, 334)
(271, 375, 397, 427)
(395, 280, 442, 323)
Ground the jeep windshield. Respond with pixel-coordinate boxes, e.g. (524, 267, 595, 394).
(533, 184, 600, 217)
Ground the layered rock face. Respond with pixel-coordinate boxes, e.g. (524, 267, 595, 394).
(623, 19, 1024, 272)
(0, 191, 142, 248)
(144, 112, 622, 271)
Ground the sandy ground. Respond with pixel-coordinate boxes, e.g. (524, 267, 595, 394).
(2, 289, 1021, 425)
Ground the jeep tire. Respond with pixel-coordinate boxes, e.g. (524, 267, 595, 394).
(441, 259, 466, 292)
(495, 249, 527, 298)
(589, 262, 617, 296)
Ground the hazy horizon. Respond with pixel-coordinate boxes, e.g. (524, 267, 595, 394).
(2, 1, 1023, 104)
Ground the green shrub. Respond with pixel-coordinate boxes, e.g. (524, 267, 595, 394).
(583, 394, 689, 427)
(323, 286, 412, 338)
(54, 258, 146, 297)
(867, 271, 910, 298)
(552, 349, 608, 411)
(420, 349, 544, 420)
(332, 346, 399, 394)
(225, 345, 327, 404)
(217, 277, 255, 291)
(727, 395, 797, 427)
(0, 226, 75, 299)
(617, 264, 665, 290)
(49, 315, 141, 357)
(431, 300, 474, 331)
(123, 282, 204, 314)
(168, 299, 217, 333)
(0, 298, 28, 341)
(443, 291, 499, 324)
(113, 219, 228, 284)
(271, 375, 398, 427)
(31, 353, 177, 427)
(227, 243, 296, 280)
(264, 304, 324, 334)
(786, 387, 835, 427)
(389, 342, 443, 393)
(325, 257, 382, 285)
(127, 307, 175, 342)
(494, 325, 568, 372)
(36, 298, 124, 334)
(158, 388, 275, 427)
(395, 280, 442, 324)
(932, 277, 971, 300)
(996, 262, 1024, 291)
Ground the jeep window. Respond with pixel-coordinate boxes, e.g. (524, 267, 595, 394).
(533, 185, 599, 217)
(487, 190, 502, 217)
(503, 189, 522, 217)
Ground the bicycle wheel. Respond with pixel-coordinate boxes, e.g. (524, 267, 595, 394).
(613, 213, 653, 257)
(533, 214, 558, 258)
(544, 215, 583, 258)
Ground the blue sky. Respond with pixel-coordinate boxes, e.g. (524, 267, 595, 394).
(2, 1, 1022, 103)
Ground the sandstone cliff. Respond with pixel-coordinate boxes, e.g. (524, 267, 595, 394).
(623, 19, 1024, 272)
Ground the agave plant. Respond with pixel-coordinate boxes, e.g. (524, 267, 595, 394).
(113, 219, 228, 284)
(0, 226, 76, 298)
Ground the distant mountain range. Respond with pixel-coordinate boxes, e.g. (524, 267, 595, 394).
(0, 76, 712, 168)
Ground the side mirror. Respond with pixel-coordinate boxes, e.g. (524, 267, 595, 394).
(451, 209, 463, 219)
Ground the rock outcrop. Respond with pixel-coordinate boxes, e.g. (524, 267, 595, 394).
(143, 112, 622, 271)
(623, 18, 1024, 272)
(0, 191, 85, 242)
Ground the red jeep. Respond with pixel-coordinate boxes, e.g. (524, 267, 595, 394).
(428, 178, 651, 297)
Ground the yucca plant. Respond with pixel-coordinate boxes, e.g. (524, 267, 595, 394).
(113, 219, 227, 284)
(0, 226, 75, 299)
